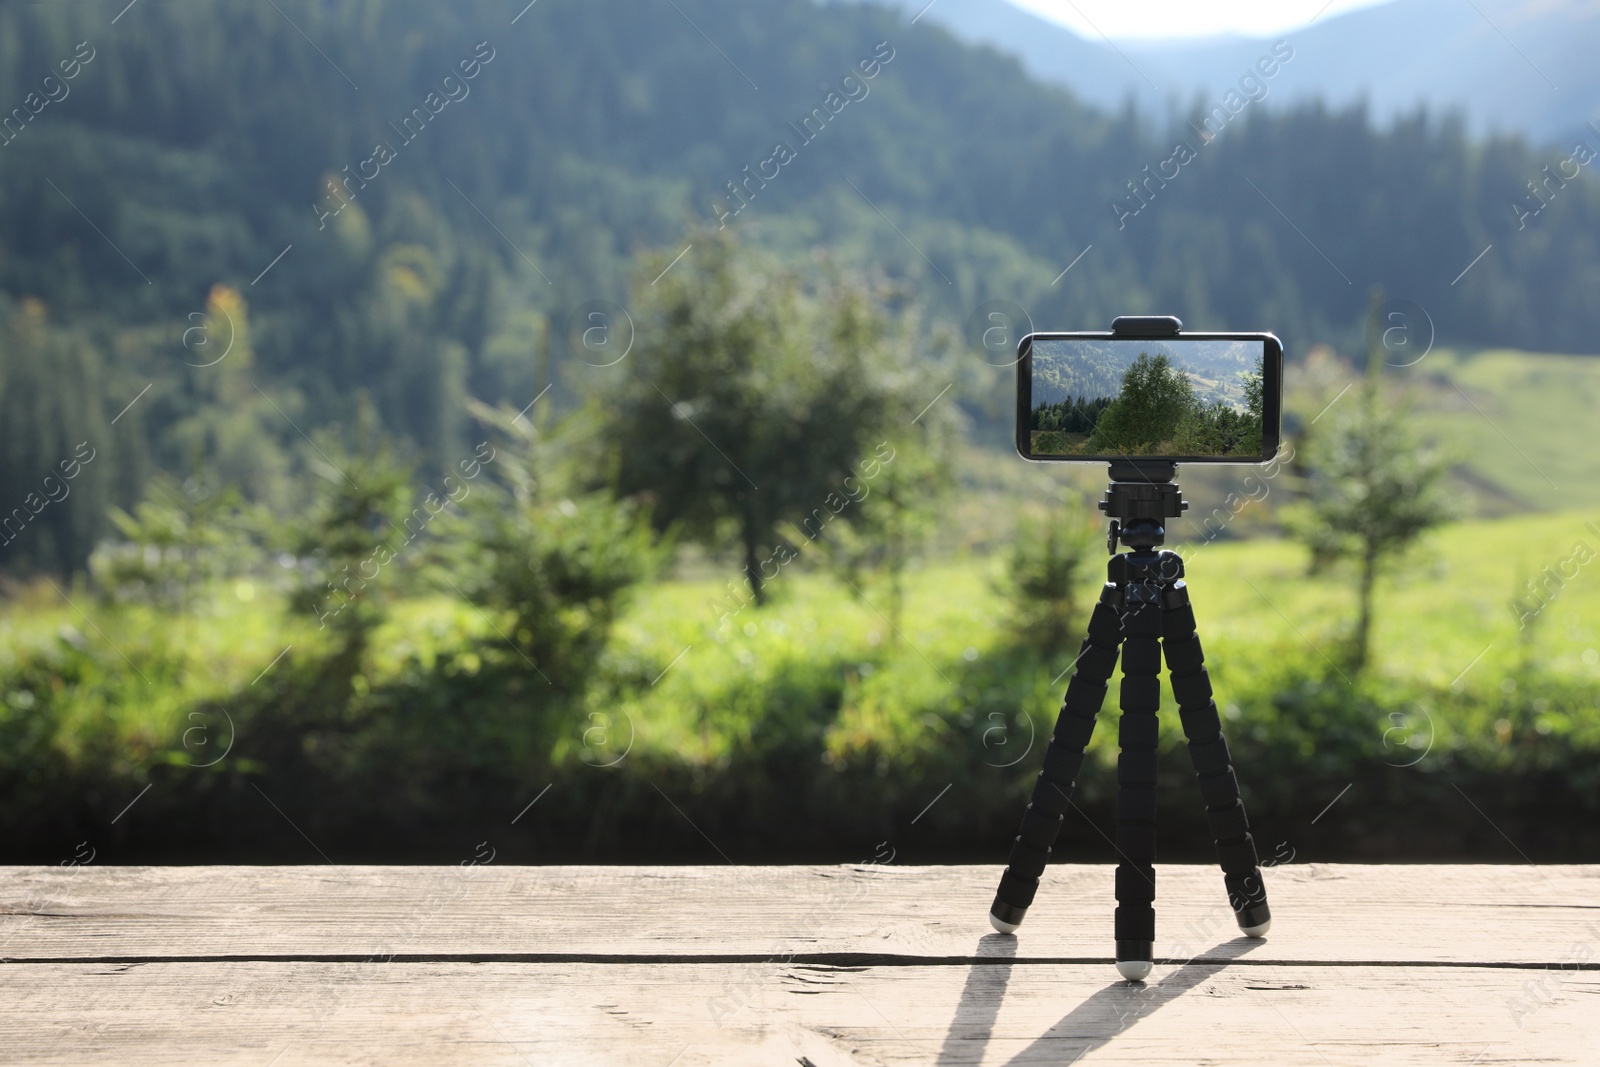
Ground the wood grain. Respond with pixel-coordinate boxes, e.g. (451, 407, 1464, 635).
(3, 863, 1597, 965)
(1, 960, 1594, 1065)
(3, 864, 1598, 1064)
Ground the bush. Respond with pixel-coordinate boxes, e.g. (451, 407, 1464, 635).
(443, 402, 663, 693)
(998, 494, 1101, 654)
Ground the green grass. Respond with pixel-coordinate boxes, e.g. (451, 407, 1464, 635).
(7, 506, 1599, 768)
(0, 579, 316, 768)
(592, 506, 1600, 777)
(1399, 347, 1600, 511)
(7, 344, 1600, 858)
(4, 508, 1599, 861)
(1182, 509, 1600, 691)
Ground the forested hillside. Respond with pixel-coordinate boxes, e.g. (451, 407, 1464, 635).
(2, 0, 1598, 572)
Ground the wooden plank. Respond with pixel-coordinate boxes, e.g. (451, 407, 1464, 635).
(4, 864, 1598, 966)
(1, 959, 1594, 1065)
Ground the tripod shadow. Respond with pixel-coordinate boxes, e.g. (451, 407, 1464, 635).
(1001, 936, 1263, 1066)
(936, 935, 1262, 1067)
(934, 934, 1017, 1066)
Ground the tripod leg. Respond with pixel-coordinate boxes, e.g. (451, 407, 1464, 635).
(988, 586, 1124, 934)
(1112, 578, 1162, 981)
(1160, 572, 1271, 937)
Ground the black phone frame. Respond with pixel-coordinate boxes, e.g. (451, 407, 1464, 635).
(1014, 327, 1283, 464)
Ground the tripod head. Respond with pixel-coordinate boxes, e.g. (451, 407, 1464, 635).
(1100, 460, 1186, 554)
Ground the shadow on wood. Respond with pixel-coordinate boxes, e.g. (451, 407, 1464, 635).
(938, 934, 1262, 1065)
(935, 933, 1018, 1065)
(1006, 936, 1262, 1064)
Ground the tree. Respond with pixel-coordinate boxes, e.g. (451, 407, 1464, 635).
(283, 399, 415, 665)
(1089, 352, 1196, 454)
(1173, 356, 1267, 457)
(1172, 401, 1241, 455)
(807, 318, 960, 631)
(818, 428, 954, 632)
(92, 466, 248, 617)
(1239, 355, 1266, 458)
(445, 400, 661, 692)
(163, 285, 295, 510)
(609, 233, 918, 605)
(0, 299, 115, 575)
(999, 493, 1102, 654)
(1286, 352, 1454, 671)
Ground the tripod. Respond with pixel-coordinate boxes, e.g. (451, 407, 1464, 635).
(988, 460, 1271, 981)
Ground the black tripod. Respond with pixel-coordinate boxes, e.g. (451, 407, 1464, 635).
(989, 460, 1271, 980)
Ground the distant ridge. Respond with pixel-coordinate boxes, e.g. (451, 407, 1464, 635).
(859, 0, 1600, 144)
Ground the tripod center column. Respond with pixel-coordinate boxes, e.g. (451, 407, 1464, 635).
(1110, 550, 1166, 974)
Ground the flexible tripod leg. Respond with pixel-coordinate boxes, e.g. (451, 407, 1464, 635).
(1159, 560, 1271, 936)
(1112, 564, 1163, 980)
(988, 586, 1124, 933)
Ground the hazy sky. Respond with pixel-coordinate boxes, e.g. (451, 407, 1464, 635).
(1006, 0, 1397, 40)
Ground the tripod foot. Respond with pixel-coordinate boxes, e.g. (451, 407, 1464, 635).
(1235, 903, 1272, 937)
(988, 900, 1027, 934)
(1115, 959, 1153, 982)
(1115, 940, 1153, 982)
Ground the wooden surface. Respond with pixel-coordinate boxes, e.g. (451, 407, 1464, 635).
(3, 863, 1598, 1064)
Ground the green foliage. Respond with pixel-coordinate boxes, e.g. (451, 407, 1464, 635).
(1029, 342, 1127, 408)
(0, 301, 117, 574)
(445, 404, 662, 692)
(1171, 355, 1265, 457)
(1241, 355, 1266, 451)
(1289, 391, 1452, 572)
(282, 403, 417, 660)
(161, 286, 296, 509)
(816, 325, 962, 630)
(91, 471, 249, 614)
(1031, 395, 1114, 434)
(4, 508, 1600, 860)
(1089, 352, 1196, 453)
(0, 0, 1597, 522)
(820, 432, 956, 632)
(998, 495, 1102, 654)
(1172, 401, 1246, 455)
(6, 0, 1600, 863)
(1065, 352, 1265, 458)
(1238, 356, 1266, 458)
(1285, 370, 1456, 670)
(609, 233, 921, 603)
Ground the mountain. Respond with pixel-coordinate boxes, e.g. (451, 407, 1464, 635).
(3, 0, 1600, 573)
(1030, 339, 1253, 406)
(872, 0, 1600, 145)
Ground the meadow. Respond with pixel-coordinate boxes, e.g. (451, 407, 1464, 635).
(1406, 347, 1600, 511)
(4, 341, 1597, 864)
(5, 491, 1597, 864)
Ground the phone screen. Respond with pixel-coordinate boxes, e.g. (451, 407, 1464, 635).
(1022, 336, 1275, 461)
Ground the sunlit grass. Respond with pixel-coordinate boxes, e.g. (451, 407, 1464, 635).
(1408, 348, 1600, 510)
(5, 506, 1598, 777)
(591, 507, 1600, 769)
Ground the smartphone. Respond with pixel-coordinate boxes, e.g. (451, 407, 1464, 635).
(1015, 330, 1282, 463)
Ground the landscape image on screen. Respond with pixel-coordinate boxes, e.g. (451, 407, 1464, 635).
(1029, 338, 1266, 458)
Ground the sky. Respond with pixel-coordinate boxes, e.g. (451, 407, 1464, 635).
(1005, 0, 1398, 40)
